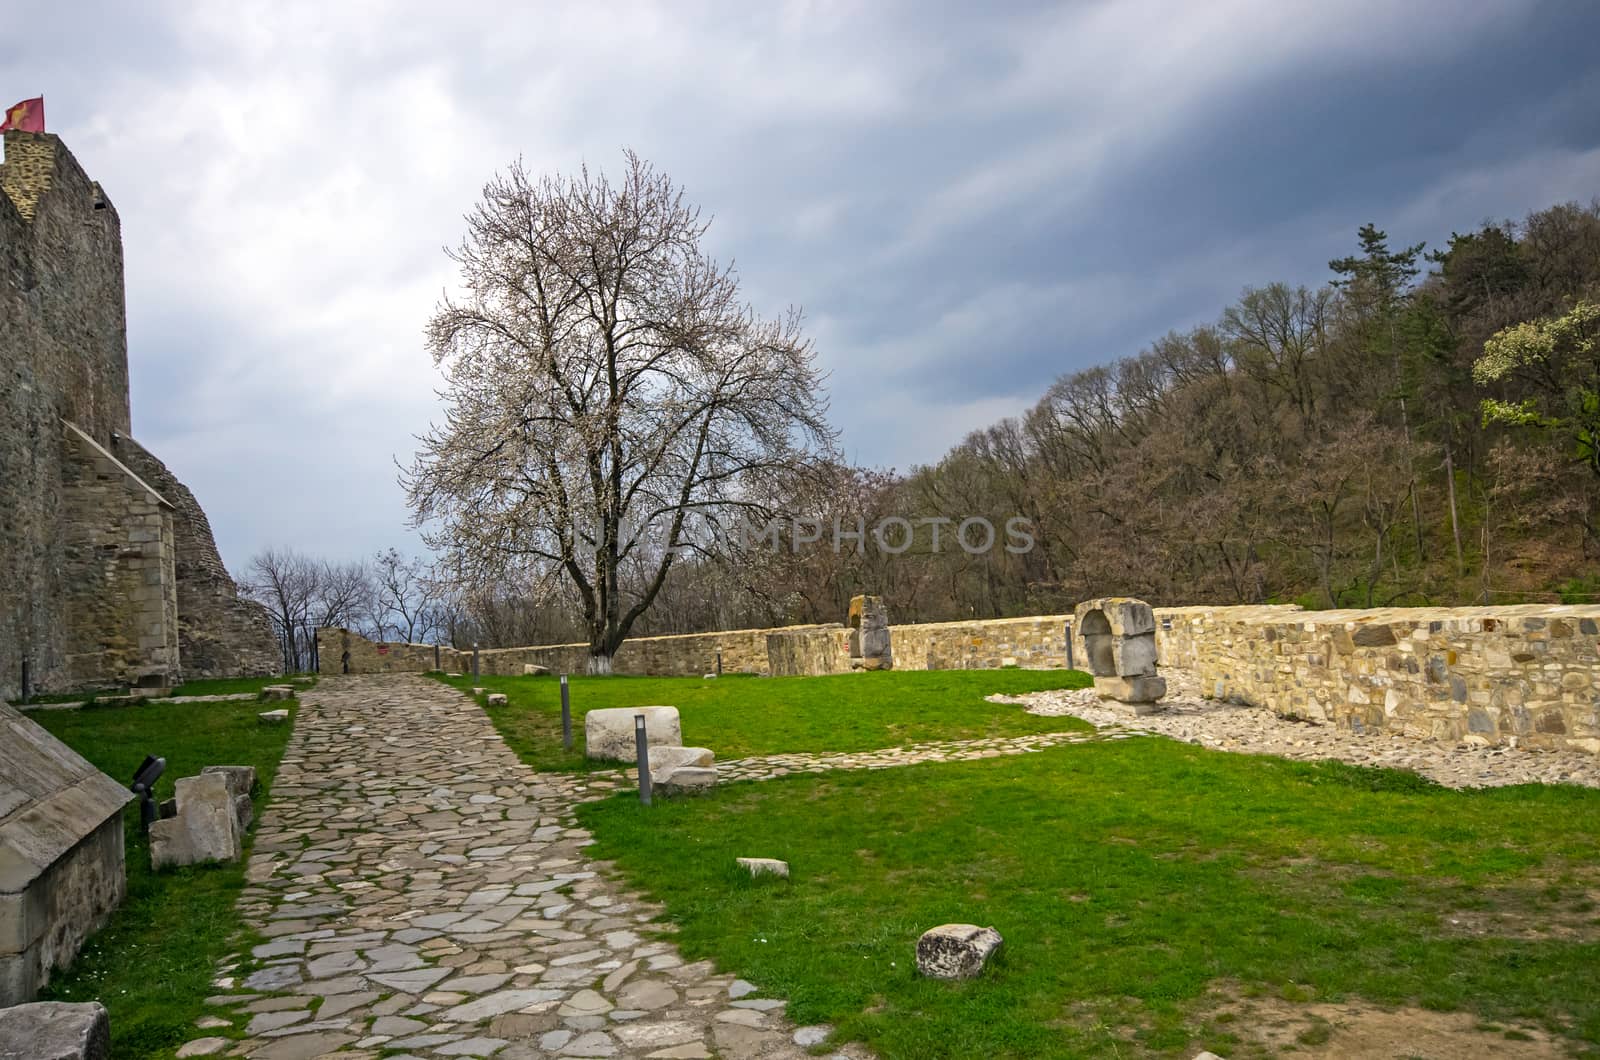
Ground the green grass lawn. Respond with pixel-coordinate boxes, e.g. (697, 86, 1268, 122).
(32, 696, 297, 1059)
(578, 738, 1600, 1059)
(444, 669, 1092, 770)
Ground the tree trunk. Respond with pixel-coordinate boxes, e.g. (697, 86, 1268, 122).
(1444, 444, 1464, 579)
(587, 651, 613, 676)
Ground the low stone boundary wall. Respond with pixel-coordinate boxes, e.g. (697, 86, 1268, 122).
(317, 628, 458, 674)
(767, 626, 852, 677)
(318, 624, 839, 678)
(1155, 604, 1600, 753)
(319, 601, 1600, 753)
(892, 614, 1075, 671)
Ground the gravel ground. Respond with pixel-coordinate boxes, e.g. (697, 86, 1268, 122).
(992, 668, 1600, 790)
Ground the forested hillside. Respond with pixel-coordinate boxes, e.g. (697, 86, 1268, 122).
(639, 200, 1600, 632)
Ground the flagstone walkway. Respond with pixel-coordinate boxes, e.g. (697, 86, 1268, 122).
(187, 674, 852, 1060)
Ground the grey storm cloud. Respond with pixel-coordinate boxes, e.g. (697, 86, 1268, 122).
(6, 0, 1600, 574)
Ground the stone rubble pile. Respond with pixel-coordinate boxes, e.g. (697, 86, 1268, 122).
(149, 766, 257, 869)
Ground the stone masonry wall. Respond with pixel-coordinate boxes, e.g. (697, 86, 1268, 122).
(891, 614, 1075, 671)
(58, 423, 180, 688)
(1, 132, 129, 699)
(1155, 604, 1600, 753)
(318, 628, 461, 675)
(112, 436, 280, 678)
(322, 624, 842, 678)
(2, 131, 274, 697)
(766, 626, 852, 677)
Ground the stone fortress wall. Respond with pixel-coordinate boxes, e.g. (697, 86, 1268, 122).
(318, 624, 844, 678)
(0, 131, 279, 699)
(1160, 604, 1600, 754)
(327, 600, 1600, 755)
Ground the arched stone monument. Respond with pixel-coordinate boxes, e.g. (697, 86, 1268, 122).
(1073, 597, 1166, 713)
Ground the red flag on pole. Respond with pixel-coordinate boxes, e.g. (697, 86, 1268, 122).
(0, 97, 45, 132)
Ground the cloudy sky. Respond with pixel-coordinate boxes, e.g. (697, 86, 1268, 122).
(9, 0, 1600, 574)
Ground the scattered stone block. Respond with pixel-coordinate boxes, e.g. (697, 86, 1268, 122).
(736, 857, 789, 878)
(654, 766, 717, 796)
(175, 1037, 229, 1057)
(485, 693, 508, 706)
(150, 774, 241, 869)
(259, 686, 293, 702)
(915, 924, 1003, 979)
(258, 709, 289, 725)
(1093, 675, 1167, 711)
(584, 706, 682, 761)
(201, 765, 256, 797)
(647, 745, 714, 773)
(0, 1001, 110, 1059)
(472, 687, 486, 696)
(522, 664, 550, 676)
(703, 673, 717, 679)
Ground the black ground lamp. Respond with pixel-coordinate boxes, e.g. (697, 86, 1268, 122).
(129, 754, 166, 835)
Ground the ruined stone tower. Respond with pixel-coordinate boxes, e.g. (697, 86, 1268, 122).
(0, 131, 279, 699)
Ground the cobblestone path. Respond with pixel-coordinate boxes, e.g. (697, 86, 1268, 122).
(566, 728, 1121, 799)
(189, 675, 844, 1060)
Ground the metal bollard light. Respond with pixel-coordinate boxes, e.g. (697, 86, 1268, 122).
(716, 648, 723, 676)
(472, 643, 480, 679)
(1065, 620, 1075, 669)
(560, 674, 572, 751)
(635, 713, 652, 806)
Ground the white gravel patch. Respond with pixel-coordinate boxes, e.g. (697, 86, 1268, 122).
(992, 668, 1600, 790)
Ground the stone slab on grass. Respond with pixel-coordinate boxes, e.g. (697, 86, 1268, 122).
(736, 857, 789, 878)
(916, 924, 1003, 979)
(648, 746, 714, 773)
(655, 767, 717, 796)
